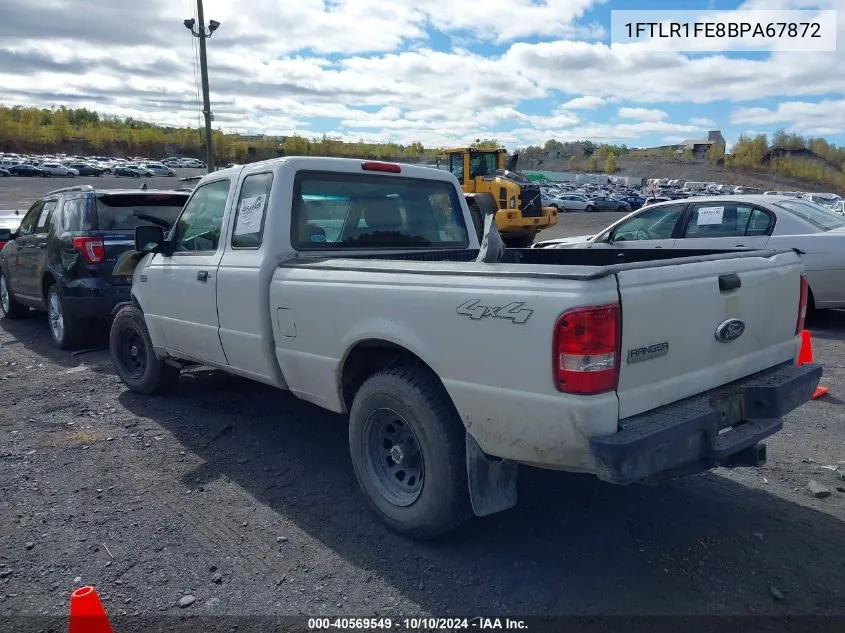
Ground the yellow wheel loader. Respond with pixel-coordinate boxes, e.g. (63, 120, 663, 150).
(443, 147, 558, 247)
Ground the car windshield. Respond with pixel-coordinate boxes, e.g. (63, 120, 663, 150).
(773, 199, 845, 231)
(95, 193, 189, 230)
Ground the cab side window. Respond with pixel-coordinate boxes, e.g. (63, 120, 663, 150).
(173, 179, 232, 253)
(231, 173, 273, 249)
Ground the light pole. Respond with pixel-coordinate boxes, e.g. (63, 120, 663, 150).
(184, 1, 220, 173)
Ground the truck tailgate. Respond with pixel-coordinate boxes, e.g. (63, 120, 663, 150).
(615, 250, 803, 419)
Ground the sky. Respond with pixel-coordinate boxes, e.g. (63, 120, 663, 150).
(0, 0, 843, 151)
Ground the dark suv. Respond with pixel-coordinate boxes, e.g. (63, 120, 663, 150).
(0, 185, 190, 348)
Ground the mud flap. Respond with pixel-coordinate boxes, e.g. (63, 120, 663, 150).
(465, 433, 518, 517)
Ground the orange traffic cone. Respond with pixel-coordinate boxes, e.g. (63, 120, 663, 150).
(797, 329, 828, 400)
(69, 586, 114, 633)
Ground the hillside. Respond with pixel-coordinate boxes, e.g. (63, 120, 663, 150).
(535, 155, 840, 193)
(525, 132, 845, 194)
(0, 105, 843, 193)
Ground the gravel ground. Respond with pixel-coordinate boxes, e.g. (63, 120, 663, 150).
(1, 174, 844, 624)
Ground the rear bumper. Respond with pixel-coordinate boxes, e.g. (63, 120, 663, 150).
(62, 282, 132, 319)
(589, 362, 823, 484)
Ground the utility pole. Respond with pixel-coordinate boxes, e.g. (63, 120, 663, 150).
(184, 2, 220, 174)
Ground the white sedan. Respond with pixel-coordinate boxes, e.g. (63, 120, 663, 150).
(534, 194, 845, 311)
(38, 162, 78, 177)
(541, 193, 597, 212)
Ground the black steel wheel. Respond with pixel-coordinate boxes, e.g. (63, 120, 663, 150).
(110, 305, 180, 394)
(362, 408, 425, 507)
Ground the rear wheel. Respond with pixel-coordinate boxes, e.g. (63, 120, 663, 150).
(46, 284, 85, 349)
(110, 305, 180, 394)
(0, 270, 29, 318)
(586, 205, 596, 212)
(349, 367, 472, 539)
(616, 206, 627, 212)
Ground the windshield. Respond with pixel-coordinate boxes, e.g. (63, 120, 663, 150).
(95, 193, 189, 230)
(496, 169, 530, 184)
(773, 199, 845, 231)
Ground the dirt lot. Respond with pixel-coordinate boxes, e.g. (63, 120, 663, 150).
(1, 174, 844, 625)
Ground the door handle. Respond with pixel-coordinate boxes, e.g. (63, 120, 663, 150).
(197, 270, 208, 282)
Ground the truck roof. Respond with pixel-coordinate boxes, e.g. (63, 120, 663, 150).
(207, 156, 457, 184)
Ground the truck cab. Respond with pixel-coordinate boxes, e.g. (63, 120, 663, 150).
(444, 148, 558, 247)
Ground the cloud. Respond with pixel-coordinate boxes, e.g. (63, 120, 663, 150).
(618, 107, 668, 122)
(559, 96, 606, 109)
(689, 117, 716, 126)
(730, 99, 845, 135)
(0, 0, 844, 149)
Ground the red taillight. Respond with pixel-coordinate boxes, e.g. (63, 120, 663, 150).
(553, 303, 621, 395)
(361, 161, 401, 173)
(71, 237, 105, 264)
(0, 241, 5, 250)
(796, 272, 808, 334)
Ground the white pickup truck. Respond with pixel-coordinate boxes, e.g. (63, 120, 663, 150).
(109, 156, 821, 539)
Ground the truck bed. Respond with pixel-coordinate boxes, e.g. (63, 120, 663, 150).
(285, 247, 791, 281)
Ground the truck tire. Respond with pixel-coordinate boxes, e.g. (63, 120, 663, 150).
(349, 367, 472, 539)
(46, 284, 85, 349)
(110, 305, 180, 394)
(0, 270, 29, 318)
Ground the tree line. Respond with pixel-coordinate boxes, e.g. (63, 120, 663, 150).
(0, 105, 439, 163)
(1, 105, 843, 189)
(713, 131, 845, 191)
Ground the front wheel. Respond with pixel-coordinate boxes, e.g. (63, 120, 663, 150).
(349, 367, 472, 539)
(616, 206, 627, 212)
(110, 305, 180, 394)
(0, 270, 29, 318)
(585, 205, 596, 212)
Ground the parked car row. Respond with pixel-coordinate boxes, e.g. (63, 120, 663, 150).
(539, 185, 643, 213)
(0, 151, 201, 179)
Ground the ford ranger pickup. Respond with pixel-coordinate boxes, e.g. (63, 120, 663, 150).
(108, 156, 821, 539)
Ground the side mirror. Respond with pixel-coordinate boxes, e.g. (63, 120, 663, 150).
(0, 228, 12, 243)
(135, 225, 169, 254)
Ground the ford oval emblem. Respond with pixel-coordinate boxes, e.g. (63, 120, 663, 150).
(715, 318, 745, 343)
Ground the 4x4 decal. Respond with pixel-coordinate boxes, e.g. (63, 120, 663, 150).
(456, 299, 533, 324)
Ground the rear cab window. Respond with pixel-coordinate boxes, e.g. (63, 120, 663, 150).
(291, 171, 468, 249)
